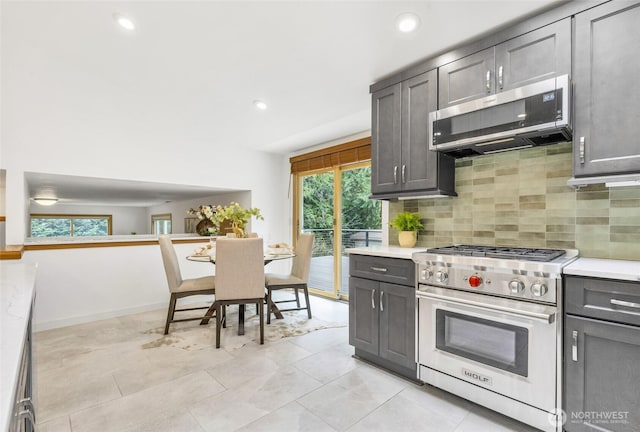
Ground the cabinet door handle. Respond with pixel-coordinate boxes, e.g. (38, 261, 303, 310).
(498, 66, 504, 89)
(572, 330, 578, 362)
(393, 166, 398, 184)
(380, 291, 384, 312)
(371, 290, 375, 309)
(370, 267, 387, 273)
(401, 165, 406, 183)
(611, 299, 640, 310)
(579, 137, 585, 164)
(486, 70, 491, 93)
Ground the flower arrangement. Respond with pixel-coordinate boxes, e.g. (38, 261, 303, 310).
(187, 202, 263, 237)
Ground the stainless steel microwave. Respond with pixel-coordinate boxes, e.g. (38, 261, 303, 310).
(429, 74, 571, 158)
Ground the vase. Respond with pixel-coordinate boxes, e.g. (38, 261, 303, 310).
(398, 231, 417, 248)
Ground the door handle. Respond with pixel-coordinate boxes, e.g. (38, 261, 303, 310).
(486, 70, 491, 93)
(572, 330, 578, 362)
(579, 137, 585, 164)
(498, 66, 504, 89)
(393, 166, 398, 184)
(401, 165, 406, 183)
(380, 291, 384, 312)
(371, 290, 375, 309)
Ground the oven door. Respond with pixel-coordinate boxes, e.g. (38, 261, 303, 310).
(416, 286, 557, 411)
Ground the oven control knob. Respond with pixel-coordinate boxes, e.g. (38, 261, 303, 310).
(421, 268, 433, 280)
(435, 270, 448, 284)
(531, 282, 548, 297)
(468, 275, 482, 288)
(509, 279, 525, 294)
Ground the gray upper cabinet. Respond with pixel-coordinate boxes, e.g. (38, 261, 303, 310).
(439, 48, 495, 108)
(371, 69, 455, 198)
(573, 1, 640, 178)
(439, 18, 570, 108)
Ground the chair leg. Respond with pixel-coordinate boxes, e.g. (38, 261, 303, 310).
(222, 305, 227, 328)
(215, 302, 222, 349)
(258, 299, 264, 345)
(303, 285, 312, 319)
(294, 288, 300, 308)
(266, 288, 272, 324)
(164, 293, 177, 335)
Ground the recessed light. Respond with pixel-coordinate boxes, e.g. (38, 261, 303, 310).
(253, 100, 268, 110)
(113, 13, 135, 31)
(396, 12, 421, 33)
(33, 198, 58, 206)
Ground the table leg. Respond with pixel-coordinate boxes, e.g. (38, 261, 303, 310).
(238, 304, 245, 335)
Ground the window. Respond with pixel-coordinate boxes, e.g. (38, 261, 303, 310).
(30, 214, 113, 237)
(152, 213, 172, 234)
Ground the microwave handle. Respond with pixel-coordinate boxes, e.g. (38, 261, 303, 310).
(486, 70, 491, 93)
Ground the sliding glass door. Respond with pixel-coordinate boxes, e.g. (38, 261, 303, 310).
(295, 163, 381, 300)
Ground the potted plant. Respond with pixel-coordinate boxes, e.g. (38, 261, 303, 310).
(188, 202, 263, 238)
(390, 212, 423, 248)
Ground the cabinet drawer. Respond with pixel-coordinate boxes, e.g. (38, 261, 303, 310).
(349, 254, 415, 287)
(565, 276, 640, 326)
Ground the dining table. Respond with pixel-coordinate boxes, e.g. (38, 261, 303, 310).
(186, 252, 295, 335)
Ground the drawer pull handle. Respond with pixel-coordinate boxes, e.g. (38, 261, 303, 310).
(371, 290, 375, 310)
(370, 267, 387, 272)
(610, 299, 640, 310)
(572, 330, 578, 362)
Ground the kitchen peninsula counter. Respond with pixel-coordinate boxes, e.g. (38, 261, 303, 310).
(0, 261, 37, 432)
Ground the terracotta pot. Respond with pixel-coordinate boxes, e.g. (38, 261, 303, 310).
(398, 231, 417, 248)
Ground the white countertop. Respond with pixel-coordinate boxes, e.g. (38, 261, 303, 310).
(0, 262, 37, 432)
(346, 246, 425, 260)
(564, 257, 640, 282)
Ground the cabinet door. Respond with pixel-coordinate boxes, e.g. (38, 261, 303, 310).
(349, 277, 379, 356)
(573, 1, 640, 177)
(401, 70, 438, 191)
(438, 47, 494, 108)
(495, 18, 570, 91)
(378, 282, 416, 370)
(564, 316, 640, 431)
(371, 83, 402, 194)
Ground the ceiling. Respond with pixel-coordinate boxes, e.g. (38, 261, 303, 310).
(25, 172, 234, 207)
(5, 0, 564, 205)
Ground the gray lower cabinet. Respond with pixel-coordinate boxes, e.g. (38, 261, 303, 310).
(573, 1, 640, 178)
(439, 18, 570, 108)
(564, 276, 640, 431)
(349, 255, 416, 378)
(371, 69, 455, 199)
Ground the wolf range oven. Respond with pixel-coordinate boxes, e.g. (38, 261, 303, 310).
(413, 245, 578, 432)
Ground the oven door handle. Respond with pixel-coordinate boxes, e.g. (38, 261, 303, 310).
(416, 290, 556, 324)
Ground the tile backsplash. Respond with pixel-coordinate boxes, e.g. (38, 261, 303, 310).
(389, 143, 640, 261)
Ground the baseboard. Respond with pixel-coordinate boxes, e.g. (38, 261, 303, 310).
(34, 302, 168, 331)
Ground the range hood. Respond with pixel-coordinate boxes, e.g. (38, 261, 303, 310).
(429, 75, 572, 158)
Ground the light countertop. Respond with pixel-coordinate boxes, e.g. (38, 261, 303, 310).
(1, 261, 37, 432)
(564, 258, 640, 282)
(346, 246, 425, 260)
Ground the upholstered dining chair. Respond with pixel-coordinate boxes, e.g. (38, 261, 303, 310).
(265, 233, 314, 324)
(212, 237, 265, 348)
(158, 235, 216, 335)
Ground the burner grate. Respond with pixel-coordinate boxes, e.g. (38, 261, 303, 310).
(425, 245, 566, 262)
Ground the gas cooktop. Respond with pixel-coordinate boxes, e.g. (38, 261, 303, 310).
(425, 245, 566, 262)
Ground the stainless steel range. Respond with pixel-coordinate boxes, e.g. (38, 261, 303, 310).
(412, 245, 579, 432)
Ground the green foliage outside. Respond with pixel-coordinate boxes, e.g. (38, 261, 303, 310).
(31, 217, 109, 237)
(302, 166, 381, 256)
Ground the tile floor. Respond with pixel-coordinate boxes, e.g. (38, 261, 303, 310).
(36, 295, 539, 432)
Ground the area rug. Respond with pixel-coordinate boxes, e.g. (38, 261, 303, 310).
(141, 306, 347, 351)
